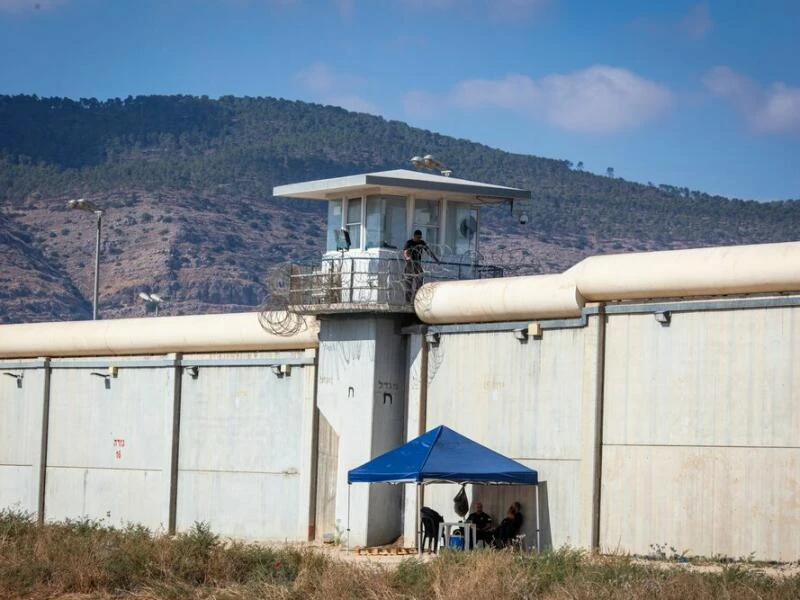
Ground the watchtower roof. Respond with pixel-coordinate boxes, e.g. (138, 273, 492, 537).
(273, 169, 531, 202)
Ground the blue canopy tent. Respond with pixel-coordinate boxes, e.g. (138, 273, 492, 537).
(346, 425, 539, 553)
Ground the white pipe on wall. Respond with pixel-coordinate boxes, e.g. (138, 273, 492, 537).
(415, 274, 585, 325)
(0, 312, 319, 358)
(573, 241, 800, 301)
(415, 241, 800, 324)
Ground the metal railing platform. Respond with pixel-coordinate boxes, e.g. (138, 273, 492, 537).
(285, 254, 503, 315)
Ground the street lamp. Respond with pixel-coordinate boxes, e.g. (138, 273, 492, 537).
(67, 198, 103, 320)
(138, 292, 164, 316)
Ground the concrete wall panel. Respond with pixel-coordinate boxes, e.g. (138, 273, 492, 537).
(0, 364, 46, 515)
(316, 318, 377, 547)
(601, 307, 800, 561)
(178, 471, 304, 540)
(176, 352, 314, 541)
(426, 329, 586, 460)
(45, 467, 165, 529)
(367, 318, 406, 544)
(423, 326, 592, 549)
(600, 445, 800, 560)
(315, 412, 339, 540)
(604, 309, 800, 447)
(44, 357, 173, 529)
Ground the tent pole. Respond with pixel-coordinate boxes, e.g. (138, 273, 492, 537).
(347, 484, 351, 553)
(416, 483, 422, 557)
(535, 484, 541, 553)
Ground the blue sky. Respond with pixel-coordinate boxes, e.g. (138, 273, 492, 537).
(1, 0, 798, 200)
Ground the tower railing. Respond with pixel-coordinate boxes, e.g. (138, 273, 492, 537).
(284, 254, 503, 314)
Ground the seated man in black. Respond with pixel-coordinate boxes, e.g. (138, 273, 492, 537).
(494, 502, 524, 548)
(466, 501, 493, 548)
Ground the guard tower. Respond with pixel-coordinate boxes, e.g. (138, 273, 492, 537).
(272, 168, 531, 548)
(273, 169, 531, 313)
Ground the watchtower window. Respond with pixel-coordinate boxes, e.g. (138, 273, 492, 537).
(326, 199, 343, 251)
(366, 195, 407, 250)
(413, 199, 440, 247)
(346, 198, 362, 250)
(445, 204, 478, 256)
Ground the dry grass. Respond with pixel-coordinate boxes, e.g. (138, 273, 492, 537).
(1, 509, 798, 599)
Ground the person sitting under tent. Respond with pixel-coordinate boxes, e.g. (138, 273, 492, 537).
(493, 502, 524, 548)
(466, 501, 494, 548)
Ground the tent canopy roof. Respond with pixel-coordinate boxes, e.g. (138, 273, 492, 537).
(347, 425, 538, 485)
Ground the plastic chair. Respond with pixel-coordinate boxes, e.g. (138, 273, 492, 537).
(420, 507, 444, 553)
(511, 533, 527, 552)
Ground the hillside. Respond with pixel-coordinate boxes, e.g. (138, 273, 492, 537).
(0, 94, 798, 323)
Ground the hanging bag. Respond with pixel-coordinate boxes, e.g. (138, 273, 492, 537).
(453, 484, 468, 519)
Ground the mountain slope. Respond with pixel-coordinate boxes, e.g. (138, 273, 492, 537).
(0, 94, 798, 323)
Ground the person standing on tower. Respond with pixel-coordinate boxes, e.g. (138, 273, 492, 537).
(403, 229, 439, 303)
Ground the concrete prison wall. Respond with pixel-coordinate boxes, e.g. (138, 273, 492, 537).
(600, 302, 800, 561)
(410, 241, 800, 561)
(408, 319, 602, 552)
(0, 312, 319, 542)
(409, 296, 800, 560)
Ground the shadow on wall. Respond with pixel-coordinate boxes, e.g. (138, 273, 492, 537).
(537, 481, 552, 551)
(468, 482, 551, 550)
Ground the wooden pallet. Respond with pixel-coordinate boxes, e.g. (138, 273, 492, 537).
(355, 546, 418, 556)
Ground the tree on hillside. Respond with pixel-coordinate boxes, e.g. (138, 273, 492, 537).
(606, 167, 615, 178)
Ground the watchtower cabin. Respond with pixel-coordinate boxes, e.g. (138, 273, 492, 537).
(273, 168, 531, 313)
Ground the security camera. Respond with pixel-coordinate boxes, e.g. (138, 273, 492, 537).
(519, 213, 529, 225)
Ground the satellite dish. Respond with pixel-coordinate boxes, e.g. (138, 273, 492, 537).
(138, 292, 151, 301)
(150, 294, 162, 303)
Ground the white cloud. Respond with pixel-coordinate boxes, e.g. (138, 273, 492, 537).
(404, 65, 673, 134)
(293, 62, 380, 115)
(704, 66, 800, 134)
(679, 3, 712, 40)
(0, 0, 65, 13)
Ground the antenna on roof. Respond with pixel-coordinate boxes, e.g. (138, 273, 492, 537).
(410, 154, 452, 177)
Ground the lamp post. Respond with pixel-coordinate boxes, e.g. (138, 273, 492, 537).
(67, 198, 103, 320)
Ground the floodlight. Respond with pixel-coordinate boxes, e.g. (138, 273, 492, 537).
(3, 372, 23, 388)
(334, 228, 351, 251)
(410, 154, 452, 176)
(66, 198, 101, 213)
(654, 311, 671, 325)
(138, 291, 164, 315)
(425, 331, 440, 345)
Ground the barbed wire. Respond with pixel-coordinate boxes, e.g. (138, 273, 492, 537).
(257, 263, 309, 336)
